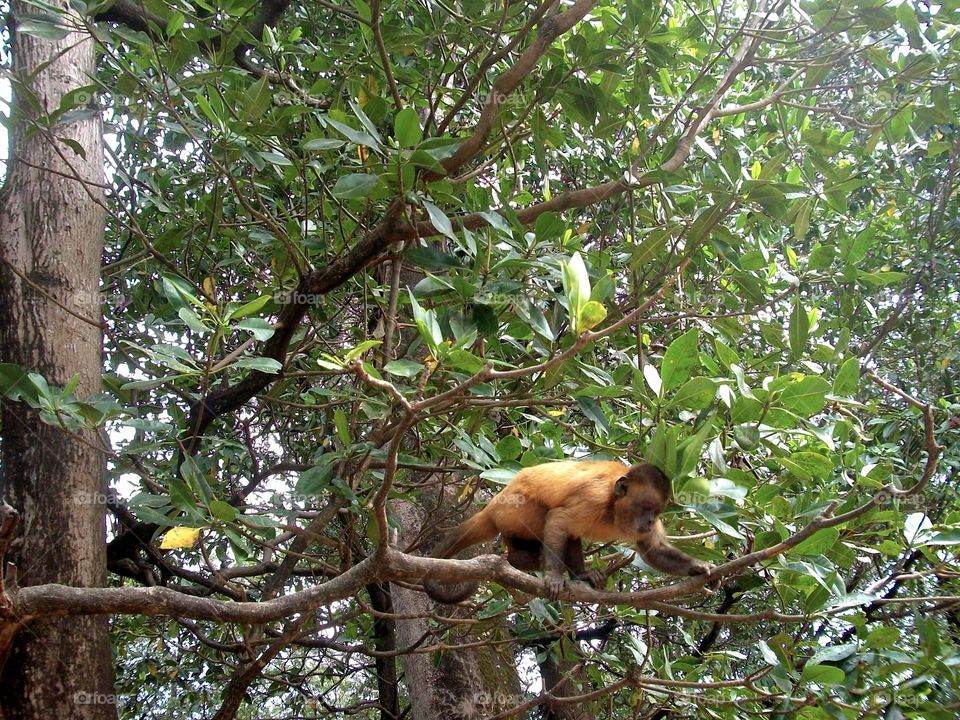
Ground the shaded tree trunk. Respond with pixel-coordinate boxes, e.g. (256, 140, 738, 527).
(367, 582, 401, 720)
(391, 501, 523, 720)
(0, 2, 115, 718)
(539, 649, 597, 720)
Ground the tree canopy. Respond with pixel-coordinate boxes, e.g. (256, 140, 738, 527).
(2, 0, 960, 717)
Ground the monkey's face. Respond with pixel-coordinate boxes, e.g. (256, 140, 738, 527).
(614, 470, 667, 535)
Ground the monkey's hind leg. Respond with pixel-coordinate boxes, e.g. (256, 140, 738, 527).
(563, 538, 606, 590)
(506, 537, 542, 571)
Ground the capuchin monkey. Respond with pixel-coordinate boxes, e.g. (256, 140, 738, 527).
(422, 460, 713, 602)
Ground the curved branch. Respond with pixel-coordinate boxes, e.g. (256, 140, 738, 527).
(440, 0, 599, 176)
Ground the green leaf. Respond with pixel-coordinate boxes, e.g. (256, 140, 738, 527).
(669, 377, 716, 410)
(343, 340, 382, 361)
(793, 197, 813, 241)
(675, 476, 710, 504)
(178, 307, 210, 334)
(713, 340, 739, 369)
(788, 298, 809, 360)
(331, 174, 380, 200)
(446, 349, 485, 373)
(303, 138, 346, 151)
(17, 14, 69, 40)
(832, 358, 860, 395)
(780, 375, 830, 416)
(745, 181, 788, 218)
(233, 357, 282, 373)
(734, 425, 760, 450)
(661, 328, 699, 391)
(800, 664, 845, 686)
(384, 359, 424, 377)
(349, 98, 383, 144)
(162, 275, 204, 309)
(394, 107, 422, 147)
(296, 463, 334, 497)
(408, 149, 446, 174)
(844, 225, 874, 264)
(677, 414, 715, 477)
(860, 271, 908, 287)
(334, 408, 350, 445)
(243, 77, 272, 119)
(629, 229, 669, 269)
(236, 318, 276, 341)
(808, 243, 835, 270)
(423, 199, 456, 240)
(227, 295, 271, 321)
(408, 291, 442, 351)
(688, 203, 728, 244)
(325, 117, 380, 148)
(866, 626, 900, 648)
(790, 527, 840, 556)
(209, 500, 237, 522)
(562, 252, 591, 332)
(497, 436, 522, 461)
(777, 452, 834, 481)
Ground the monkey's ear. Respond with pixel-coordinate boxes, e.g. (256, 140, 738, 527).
(614, 477, 629, 496)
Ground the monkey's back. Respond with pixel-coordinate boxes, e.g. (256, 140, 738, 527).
(486, 461, 628, 541)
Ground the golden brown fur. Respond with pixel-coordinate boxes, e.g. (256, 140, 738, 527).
(423, 460, 711, 602)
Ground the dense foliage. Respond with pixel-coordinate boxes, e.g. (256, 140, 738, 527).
(4, 0, 960, 717)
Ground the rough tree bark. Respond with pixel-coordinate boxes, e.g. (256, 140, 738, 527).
(0, 2, 115, 717)
(391, 501, 523, 720)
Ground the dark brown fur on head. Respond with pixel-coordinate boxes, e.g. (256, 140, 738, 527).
(613, 462, 671, 536)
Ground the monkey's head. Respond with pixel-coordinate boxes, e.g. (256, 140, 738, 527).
(613, 463, 672, 536)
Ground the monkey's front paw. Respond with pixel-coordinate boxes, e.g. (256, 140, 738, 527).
(544, 575, 566, 601)
(688, 561, 713, 577)
(579, 569, 607, 590)
(689, 562, 719, 591)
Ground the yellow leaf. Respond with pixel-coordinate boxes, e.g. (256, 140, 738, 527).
(712, 128, 720, 143)
(941, 357, 951, 369)
(547, 409, 566, 417)
(358, 145, 369, 162)
(159, 527, 202, 550)
(750, 160, 761, 179)
(631, 137, 640, 152)
(458, 476, 479, 501)
(202, 276, 216, 302)
(578, 300, 607, 331)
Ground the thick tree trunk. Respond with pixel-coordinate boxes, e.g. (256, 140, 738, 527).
(0, 3, 115, 718)
(539, 650, 597, 720)
(391, 501, 522, 720)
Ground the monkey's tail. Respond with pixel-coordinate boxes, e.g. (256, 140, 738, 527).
(422, 510, 498, 604)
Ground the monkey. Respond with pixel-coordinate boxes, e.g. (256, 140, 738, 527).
(422, 460, 713, 602)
